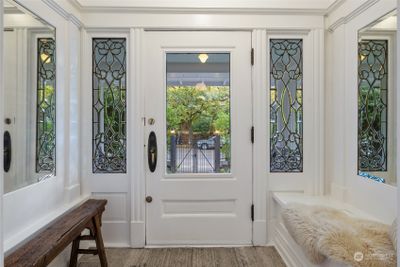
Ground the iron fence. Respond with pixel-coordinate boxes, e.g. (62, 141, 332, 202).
(167, 135, 230, 173)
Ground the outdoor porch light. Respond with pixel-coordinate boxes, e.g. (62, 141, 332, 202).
(198, 53, 208, 63)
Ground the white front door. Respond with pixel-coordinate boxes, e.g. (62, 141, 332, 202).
(143, 31, 253, 245)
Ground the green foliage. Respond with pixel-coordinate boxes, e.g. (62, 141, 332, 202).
(192, 116, 212, 133)
(166, 85, 230, 142)
(359, 85, 385, 130)
(103, 85, 126, 156)
(38, 84, 55, 154)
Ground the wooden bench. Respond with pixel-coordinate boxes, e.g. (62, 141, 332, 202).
(5, 199, 108, 267)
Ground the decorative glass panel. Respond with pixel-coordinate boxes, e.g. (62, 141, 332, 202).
(36, 38, 56, 173)
(166, 53, 231, 174)
(270, 39, 303, 172)
(358, 40, 388, 171)
(92, 38, 127, 173)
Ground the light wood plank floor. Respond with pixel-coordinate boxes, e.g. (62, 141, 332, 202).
(78, 247, 286, 267)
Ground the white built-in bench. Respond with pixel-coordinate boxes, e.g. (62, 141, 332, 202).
(272, 192, 383, 267)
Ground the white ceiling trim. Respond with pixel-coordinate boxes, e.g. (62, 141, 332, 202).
(325, 0, 346, 14)
(69, 0, 343, 15)
(327, 0, 379, 32)
(43, 0, 83, 28)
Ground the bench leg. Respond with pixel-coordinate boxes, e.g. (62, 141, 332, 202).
(94, 215, 108, 267)
(69, 237, 80, 267)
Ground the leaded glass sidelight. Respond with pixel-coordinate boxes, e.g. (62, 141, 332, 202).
(270, 39, 303, 172)
(92, 38, 127, 173)
(358, 40, 388, 172)
(36, 38, 56, 173)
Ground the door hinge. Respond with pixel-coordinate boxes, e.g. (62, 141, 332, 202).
(251, 204, 254, 221)
(251, 126, 254, 144)
(251, 48, 254, 66)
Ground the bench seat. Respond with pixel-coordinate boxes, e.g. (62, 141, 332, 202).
(5, 199, 108, 267)
(272, 192, 382, 267)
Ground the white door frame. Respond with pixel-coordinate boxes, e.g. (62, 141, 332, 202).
(129, 29, 269, 247)
(81, 27, 324, 248)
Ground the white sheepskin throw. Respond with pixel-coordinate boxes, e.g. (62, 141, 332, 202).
(281, 204, 396, 267)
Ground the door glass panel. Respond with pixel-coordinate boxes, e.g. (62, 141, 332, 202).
(358, 40, 388, 172)
(36, 38, 56, 173)
(270, 39, 303, 172)
(166, 53, 231, 174)
(92, 38, 127, 173)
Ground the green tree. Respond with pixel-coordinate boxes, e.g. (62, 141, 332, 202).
(167, 85, 229, 144)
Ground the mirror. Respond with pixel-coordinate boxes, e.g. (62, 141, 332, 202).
(3, 0, 56, 193)
(357, 11, 397, 185)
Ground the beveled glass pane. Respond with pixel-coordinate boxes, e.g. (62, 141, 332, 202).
(92, 38, 127, 173)
(270, 39, 303, 172)
(166, 53, 231, 174)
(36, 38, 56, 173)
(358, 40, 388, 172)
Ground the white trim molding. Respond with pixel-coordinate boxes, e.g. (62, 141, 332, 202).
(70, 0, 343, 15)
(326, 0, 380, 32)
(42, 0, 84, 28)
(130, 28, 146, 247)
(252, 29, 268, 245)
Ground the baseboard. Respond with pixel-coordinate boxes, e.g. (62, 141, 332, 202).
(252, 219, 267, 245)
(274, 220, 326, 267)
(130, 221, 145, 248)
(274, 223, 304, 267)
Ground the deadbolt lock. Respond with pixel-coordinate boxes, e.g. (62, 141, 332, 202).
(145, 196, 153, 203)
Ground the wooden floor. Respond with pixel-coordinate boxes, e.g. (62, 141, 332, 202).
(78, 247, 286, 267)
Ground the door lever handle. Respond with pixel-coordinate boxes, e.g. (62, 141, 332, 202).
(148, 131, 157, 172)
(4, 131, 11, 172)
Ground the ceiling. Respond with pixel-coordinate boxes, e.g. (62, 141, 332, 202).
(72, 0, 340, 13)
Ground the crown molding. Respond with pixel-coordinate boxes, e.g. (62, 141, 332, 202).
(42, 0, 84, 28)
(325, 0, 346, 15)
(69, 0, 343, 15)
(71, 6, 327, 15)
(327, 0, 379, 32)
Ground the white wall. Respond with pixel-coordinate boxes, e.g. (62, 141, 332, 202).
(2, 1, 84, 266)
(0, 1, 4, 266)
(325, 0, 397, 224)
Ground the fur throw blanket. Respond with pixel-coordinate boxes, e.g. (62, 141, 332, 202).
(281, 204, 396, 267)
